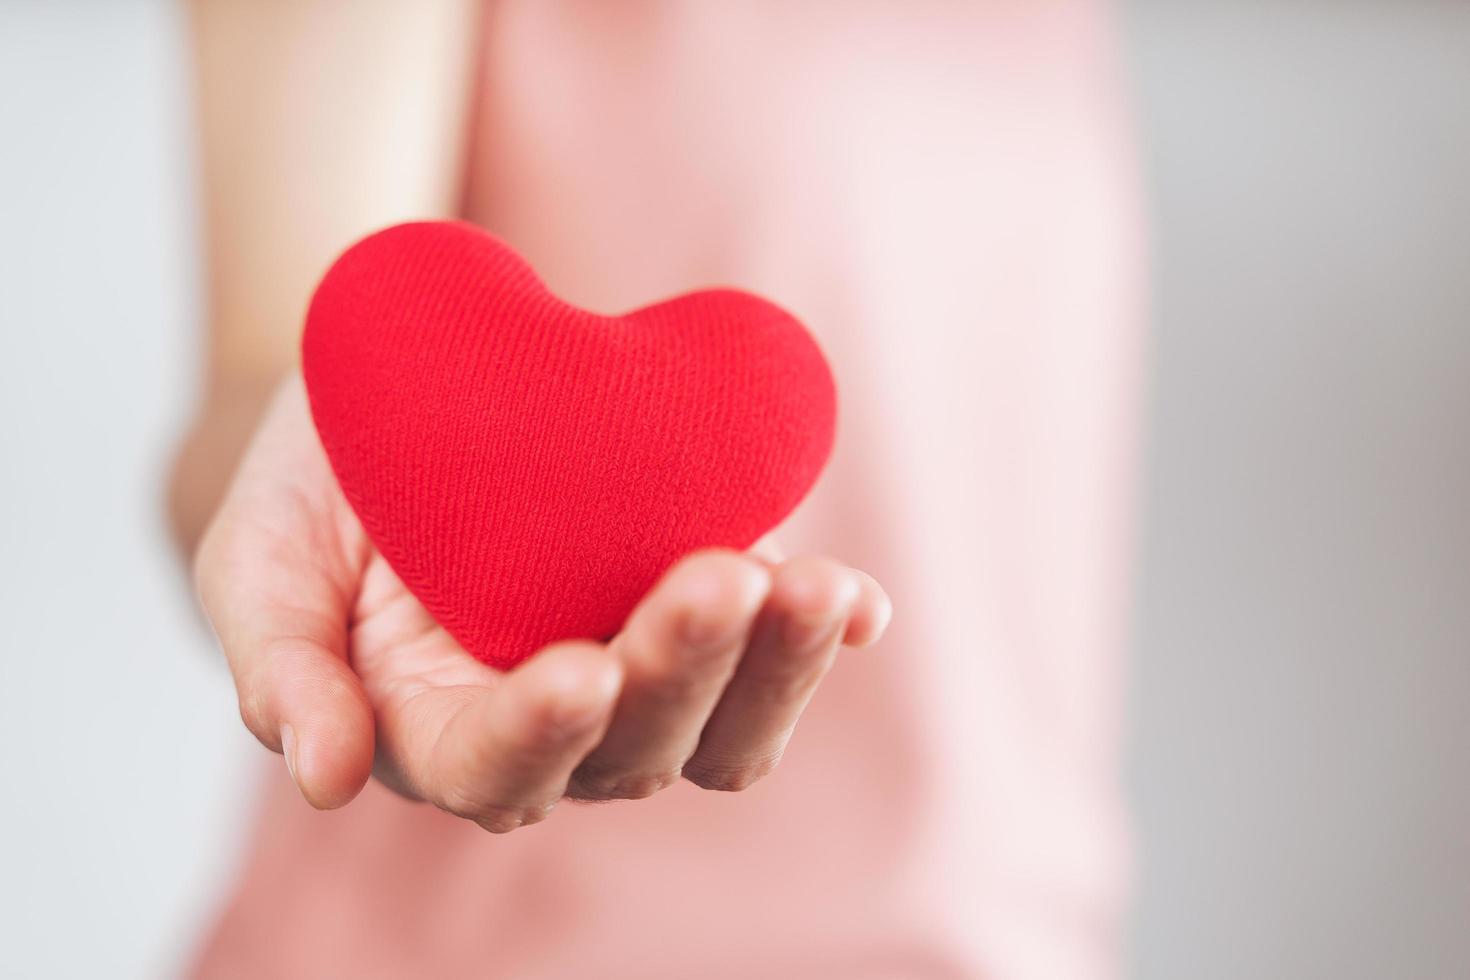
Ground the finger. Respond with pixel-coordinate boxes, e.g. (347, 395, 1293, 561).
(569, 550, 771, 801)
(841, 568, 893, 648)
(683, 556, 858, 792)
(196, 526, 375, 810)
(748, 535, 786, 567)
(427, 641, 622, 832)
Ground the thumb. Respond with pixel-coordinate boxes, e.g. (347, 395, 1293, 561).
(236, 627, 375, 810)
(197, 539, 376, 809)
(198, 531, 376, 811)
(193, 389, 376, 810)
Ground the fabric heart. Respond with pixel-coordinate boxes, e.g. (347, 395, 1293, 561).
(302, 221, 836, 669)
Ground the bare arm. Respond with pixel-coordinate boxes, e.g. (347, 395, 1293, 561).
(168, 0, 478, 552)
(177, 3, 892, 824)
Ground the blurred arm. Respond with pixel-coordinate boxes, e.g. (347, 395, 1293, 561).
(168, 0, 478, 553)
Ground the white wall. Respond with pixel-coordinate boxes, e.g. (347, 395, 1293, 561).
(0, 3, 252, 977)
(1125, 3, 1470, 978)
(1, 2, 1467, 978)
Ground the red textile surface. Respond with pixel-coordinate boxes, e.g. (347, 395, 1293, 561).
(302, 222, 836, 668)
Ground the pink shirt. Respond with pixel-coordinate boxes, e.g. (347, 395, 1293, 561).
(192, 3, 1145, 976)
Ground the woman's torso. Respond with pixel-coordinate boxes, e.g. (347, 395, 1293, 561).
(193, 3, 1144, 977)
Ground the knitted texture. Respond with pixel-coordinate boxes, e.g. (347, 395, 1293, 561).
(302, 221, 836, 669)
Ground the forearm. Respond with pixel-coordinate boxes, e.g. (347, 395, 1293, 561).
(171, 0, 478, 557)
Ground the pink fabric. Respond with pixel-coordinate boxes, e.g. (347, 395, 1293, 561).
(191, 2, 1145, 977)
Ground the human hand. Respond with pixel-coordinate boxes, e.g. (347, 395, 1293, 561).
(195, 374, 890, 831)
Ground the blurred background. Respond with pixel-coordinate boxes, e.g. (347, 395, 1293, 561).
(2, 1, 1467, 977)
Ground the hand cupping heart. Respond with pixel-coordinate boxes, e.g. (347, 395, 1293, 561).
(302, 222, 836, 668)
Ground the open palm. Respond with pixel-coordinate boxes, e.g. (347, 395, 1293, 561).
(196, 376, 890, 831)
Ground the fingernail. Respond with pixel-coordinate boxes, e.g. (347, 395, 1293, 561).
(280, 723, 300, 787)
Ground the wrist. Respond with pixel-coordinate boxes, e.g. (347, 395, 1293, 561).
(165, 371, 284, 557)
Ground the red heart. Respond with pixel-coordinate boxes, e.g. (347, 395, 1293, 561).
(302, 222, 836, 669)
